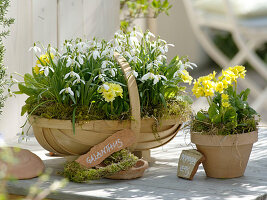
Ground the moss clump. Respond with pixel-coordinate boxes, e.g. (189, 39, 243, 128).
(27, 101, 130, 122)
(62, 149, 138, 183)
(27, 97, 191, 122)
(191, 112, 258, 135)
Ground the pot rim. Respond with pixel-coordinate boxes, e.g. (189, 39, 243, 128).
(29, 115, 183, 129)
(191, 130, 258, 146)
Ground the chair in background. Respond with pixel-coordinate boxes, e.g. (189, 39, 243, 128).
(183, 0, 267, 111)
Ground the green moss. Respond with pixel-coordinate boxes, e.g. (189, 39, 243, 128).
(191, 114, 258, 135)
(62, 149, 138, 183)
(26, 97, 191, 122)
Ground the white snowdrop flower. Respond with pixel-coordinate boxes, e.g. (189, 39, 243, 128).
(110, 68, 117, 77)
(77, 54, 85, 65)
(129, 36, 139, 47)
(92, 40, 102, 49)
(130, 30, 143, 38)
(40, 66, 54, 76)
(64, 71, 80, 80)
(101, 60, 114, 69)
(184, 61, 197, 69)
(108, 48, 115, 58)
(157, 55, 167, 62)
(49, 47, 57, 54)
(130, 48, 139, 56)
(101, 48, 109, 57)
(158, 39, 167, 44)
(126, 51, 141, 63)
(145, 31, 155, 41)
(126, 70, 138, 78)
(76, 42, 88, 53)
(91, 50, 100, 60)
(17, 132, 30, 143)
(164, 43, 175, 53)
(73, 77, 85, 85)
(130, 56, 141, 64)
(132, 70, 138, 78)
(153, 75, 167, 85)
(154, 59, 163, 66)
(158, 46, 166, 54)
(173, 70, 179, 78)
(146, 63, 153, 70)
(94, 74, 106, 82)
(66, 57, 74, 67)
(29, 45, 41, 53)
(59, 87, 74, 96)
(141, 72, 155, 81)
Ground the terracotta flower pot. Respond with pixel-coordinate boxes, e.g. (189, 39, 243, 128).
(191, 131, 258, 178)
(105, 159, 149, 180)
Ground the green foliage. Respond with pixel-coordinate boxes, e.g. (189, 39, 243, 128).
(62, 149, 138, 183)
(191, 66, 259, 135)
(120, 0, 172, 31)
(18, 29, 193, 123)
(192, 86, 258, 135)
(0, 0, 14, 117)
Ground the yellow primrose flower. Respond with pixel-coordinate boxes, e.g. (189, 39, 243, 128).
(103, 90, 116, 102)
(208, 71, 216, 80)
(204, 88, 214, 97)
(222, 101, 230, 108)
(232, 65, 246, 79)
(223, 69, 237, 82)
(198, 75, 212, 82)
(33, 65, 43, 75)
(215, 82, 224, 93)
(221, 93, 229, 100)
(110, 83, 123, 98)
(221, 79, 230, 88)
(36, 53, 54, 66)
(192, 87, 205, 98)
(181, 70, 193, 85)
(202, 80, 214, 90)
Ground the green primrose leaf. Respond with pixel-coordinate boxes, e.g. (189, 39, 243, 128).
(208, 103, 219, 119)
(212, 113, 222, 123)
(224, 107, 237, 123)
(196, 111, 207, 121)
(21, 104, 30, 116)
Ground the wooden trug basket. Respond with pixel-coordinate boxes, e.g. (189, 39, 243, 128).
(30, 52, 183, 156)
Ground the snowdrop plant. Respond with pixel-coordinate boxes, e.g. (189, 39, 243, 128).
(17, 28, 195, 125)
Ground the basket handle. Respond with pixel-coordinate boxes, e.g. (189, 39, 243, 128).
(114, 52, 141, 149)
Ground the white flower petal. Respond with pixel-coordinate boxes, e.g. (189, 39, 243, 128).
(44, 67, 49, 76)
(59, 89, 65, 94)
(64, 73, 70, 79)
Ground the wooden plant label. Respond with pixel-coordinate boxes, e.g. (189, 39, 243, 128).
(177, 149, 205, 180)
(76, 129, 136, 168)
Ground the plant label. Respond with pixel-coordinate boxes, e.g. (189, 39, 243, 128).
(76, 129, 136, 168)
(177, 149, 205, 180)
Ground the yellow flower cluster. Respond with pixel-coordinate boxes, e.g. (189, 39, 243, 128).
(221, 93, 230, 108)
(36, 53, 54, 66)
(192, 72, 215, 98)
(33, 65, 43, 75)
(192, 66, 246, 98)
(98, 82, 123, 102)
(181, 70, 193, 85)
(33, 53, 54, 75)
